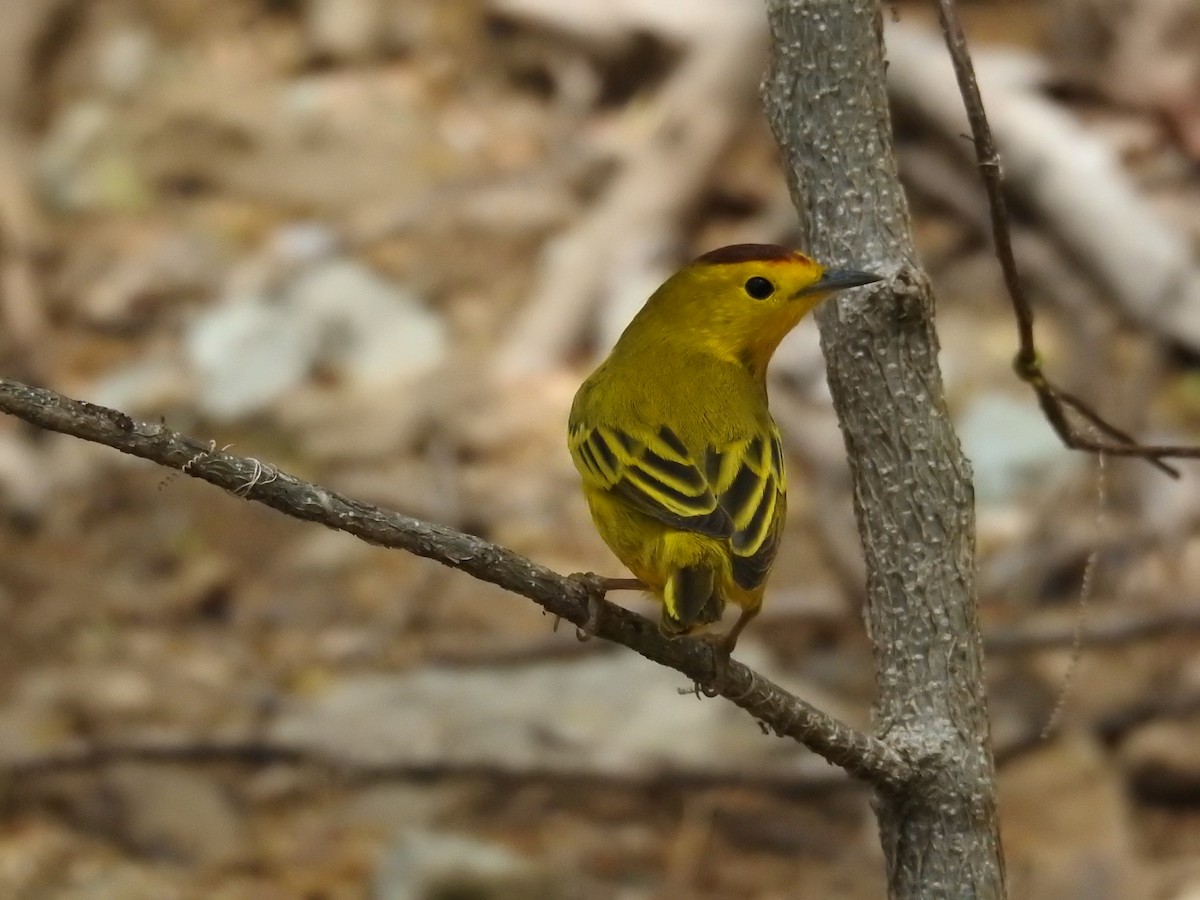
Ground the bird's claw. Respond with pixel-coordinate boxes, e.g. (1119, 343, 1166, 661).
(566, 572, 612, 641)
(566, 571, 647, 640)
(693, 631, 738, 682)
(567, 571, 606, 597)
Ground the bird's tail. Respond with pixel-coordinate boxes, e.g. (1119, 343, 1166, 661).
(661, 565, 723, 635)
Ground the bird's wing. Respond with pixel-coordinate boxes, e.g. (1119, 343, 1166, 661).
(707, 427, 786, 590)
(569, 423, 734, 538)
(569, 421, 788, 583)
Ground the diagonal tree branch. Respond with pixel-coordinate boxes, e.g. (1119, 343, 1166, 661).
(934, 0, 1197, 479)
(0, 376, 912, 790)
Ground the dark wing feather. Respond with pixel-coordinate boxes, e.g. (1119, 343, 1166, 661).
(569, 424, 733, 538)
(713, 427, 787, 590)
(569, 420, 787, 585)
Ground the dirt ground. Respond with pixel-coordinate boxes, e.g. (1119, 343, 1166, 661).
(2, 0, 1200, 897)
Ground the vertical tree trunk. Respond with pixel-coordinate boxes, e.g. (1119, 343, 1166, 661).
(762, 1, 1006, 897)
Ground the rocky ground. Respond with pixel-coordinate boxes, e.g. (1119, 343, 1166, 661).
(1, 0, 1200, 897)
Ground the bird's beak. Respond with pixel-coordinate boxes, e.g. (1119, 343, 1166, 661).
(796, 268, 882, 297)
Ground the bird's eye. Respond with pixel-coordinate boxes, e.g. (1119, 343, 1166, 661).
(744, 276, 775, 300)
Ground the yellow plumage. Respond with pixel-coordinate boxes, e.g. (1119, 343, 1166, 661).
(568, 244, 880, 652)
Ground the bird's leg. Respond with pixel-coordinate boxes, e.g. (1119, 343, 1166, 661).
(689, 607, 759, 687)
(590, 577, 645, 592)
(719, 606, 760, 656)
(567, 572, 647, 640)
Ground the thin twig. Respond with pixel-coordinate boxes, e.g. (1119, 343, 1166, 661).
(0, 377, 911, 791)
(1040, 453, 1105, 739)
(933, 0, 1193, 479)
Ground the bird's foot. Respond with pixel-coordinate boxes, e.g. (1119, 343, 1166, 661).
(662, 629, 737, 698)
(696, 629, 737, 657)
(570, 573, 646, 593)
(694, 630, 740, 684)
(566, 572, 646, 641)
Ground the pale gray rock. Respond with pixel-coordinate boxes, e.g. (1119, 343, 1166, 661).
(102, 763, 249, 868)
(958, 392, 1077, 504)
(184, 257, 445, 420)
(268, 644, 853, 780)
(373, 830, 573, 900)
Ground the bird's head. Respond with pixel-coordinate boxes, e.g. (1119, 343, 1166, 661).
(628, 243, 881, 377)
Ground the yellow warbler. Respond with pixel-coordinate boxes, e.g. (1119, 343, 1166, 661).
(568, 244, 880, 653)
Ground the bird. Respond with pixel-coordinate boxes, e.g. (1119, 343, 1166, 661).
(568, 243, 880, 654)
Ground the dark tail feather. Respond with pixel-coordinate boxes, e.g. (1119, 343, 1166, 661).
(661, 565, 723, 635)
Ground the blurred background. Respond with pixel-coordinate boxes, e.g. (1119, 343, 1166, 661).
(0, 0, 1199, 897)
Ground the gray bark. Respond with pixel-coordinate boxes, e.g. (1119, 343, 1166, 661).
(762, 1, 1006, 897)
